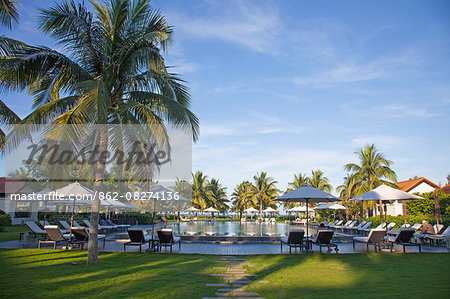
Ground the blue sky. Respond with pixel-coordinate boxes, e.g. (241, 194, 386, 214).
(1, 0, 449, 195)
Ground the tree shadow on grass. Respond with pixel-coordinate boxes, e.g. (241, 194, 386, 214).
(243, 252, 450, 298)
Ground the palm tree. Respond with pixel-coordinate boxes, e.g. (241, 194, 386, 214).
(191, 171, 211, 210)
(309, 170, 332, 192)
(208, 178, 229, 213)
(0, 0, 18, 29)
(0, 0, 199, 264)
(336, 174, 359, 220)
(248, 172, 279, 216)
(283, 172, 309, 209)
(231, 181, 252, 218)
(345, 144, 397, 219)
(0, 0, 22, 152)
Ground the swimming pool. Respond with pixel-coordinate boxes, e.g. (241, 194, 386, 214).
(157, 221, 305, 237)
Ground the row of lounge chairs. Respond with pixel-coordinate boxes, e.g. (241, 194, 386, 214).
(21, 219, 130, 240)
(38, 225, 106, 250)
(124, 228, 181, 253)
(281, 229, 339, 254)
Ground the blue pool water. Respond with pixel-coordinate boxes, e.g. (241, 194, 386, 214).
(156, 221, 306, 237)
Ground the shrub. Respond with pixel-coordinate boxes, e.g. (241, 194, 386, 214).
(0, 214, 12, 231)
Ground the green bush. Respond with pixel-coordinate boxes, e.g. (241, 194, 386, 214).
(0, 214, 12, 231)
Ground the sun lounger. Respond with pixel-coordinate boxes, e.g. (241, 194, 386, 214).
(281, 229, 307, 253)
(69, 227, 106, 249)
(388, 223, 411, 235)
(38, 226, 70, 249)
(20, 221, 47, 240)
(410, 223, 421, 230)
(343, 221, 366, 233)
(360, 222, 386, 236)
(353, 229, 386, 252)
(39, 220, 51, 227)
(387, 228, 421, 253)
(354, 222, 372, 235)
(59, 220, 72, 231)
(83, 219, 112, 232)
(105, 219, 130, 231)
(328, 220, 345, 229)
(312, 220, 330, 227)
(157, 229, 181, 253)
(124, 229, 153, 252)
(434, 224, 444, 234)
(311, 230, 338, 253)
(336, 220, 356, 232)
(423, 226, 450, 246)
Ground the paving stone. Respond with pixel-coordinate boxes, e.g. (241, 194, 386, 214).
(215, 292, 228, 296)
(257, 280, 268, 283)
(217, 288, 244, 292)
(205, 283, 230, 287)
(211, 274, 233, 277)
(212, 267, 227, 269)
(232, 284, 245, 287)
(231, 292, 260, 296)
(230, 280, 253, 284)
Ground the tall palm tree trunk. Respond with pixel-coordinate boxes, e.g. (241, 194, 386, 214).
(87, 127, 108, 265)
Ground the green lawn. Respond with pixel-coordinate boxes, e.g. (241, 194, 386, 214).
(0, 249, 448, 298)
(0, 225, 28, 242)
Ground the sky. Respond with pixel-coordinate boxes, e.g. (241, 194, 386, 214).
(1, 0, 449, 196)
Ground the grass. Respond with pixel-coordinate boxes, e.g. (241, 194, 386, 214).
(0, 226, 28, 242)
(0, 249, 449, 298)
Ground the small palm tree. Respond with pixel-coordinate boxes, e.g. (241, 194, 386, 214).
(283, 172, 309, 209)
(208, 178, 229, 213)
(309, 170, 332, 193)
(191, 171, 211, 209)
(336, 174, 359, 220)
(231, 181, 252, 218)
(345, 144, 397, 218)
(248, 172, 279, 216)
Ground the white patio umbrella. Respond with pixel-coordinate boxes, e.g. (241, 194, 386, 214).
(204, 207, 219, 217)
(244, 207, 258, 220)
(350, 184, 423, 222)
(186, 206, 199, 217)
(314, 203, 346, 218)
(276, 184, 341, 246)
(288, 205, 308, 212)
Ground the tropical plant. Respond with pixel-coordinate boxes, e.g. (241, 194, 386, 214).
(248, 172, 279, 215)
(0, 0, 199, 264)
(191, 171, 211, 209)
(309, 169, 332, 193)
(0, 0, 22, 152)
(345, 144, 397, 218)
(336, 174, 359, 220)
(283, 172, 309, 209)
(231, 181, 253, 218)
(208, 178, 229, 213)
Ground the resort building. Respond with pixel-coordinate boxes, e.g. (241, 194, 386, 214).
(0, 177, 39, 225)
(384, 177, 440, 216)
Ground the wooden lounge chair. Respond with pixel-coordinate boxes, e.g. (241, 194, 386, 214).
(328, 220, 345, 229)
(388, 223, 411, 236)
(20, 221, 47, 240)
(387, 229, 421, 253)
(38, 226, 70, 249)
(354, 222, 372, 235)
(106, 219, 130, 231)
(83, 219, 112, 233)
(311, 230, 338, 253)
(69, 227, 106, 249)
(281, 229, 307, 254)
(157, 229, 181, 253)
(353, 229, 386, 252)
(124, 229, 152, 252)
(360, 222, 386, 236)
(343, 221, 366, 233)
(424, 226, 450, 246)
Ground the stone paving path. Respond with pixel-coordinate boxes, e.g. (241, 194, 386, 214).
(202, 256, 264, 299)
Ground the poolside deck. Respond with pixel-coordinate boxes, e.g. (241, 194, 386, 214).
(1, 235, 448, 254)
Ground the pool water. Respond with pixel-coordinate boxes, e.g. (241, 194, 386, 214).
(158, 221, 308, 237)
